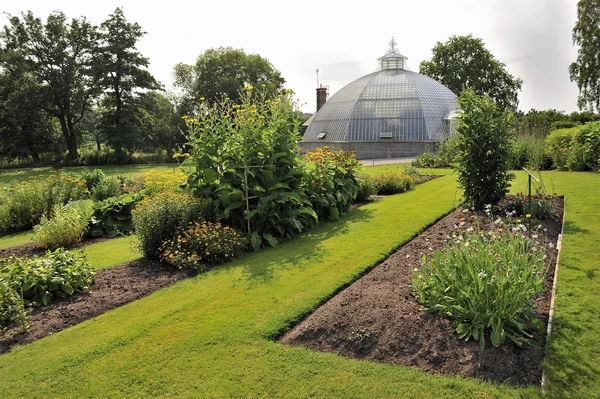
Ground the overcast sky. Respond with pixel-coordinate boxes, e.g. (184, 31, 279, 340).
(1, 0, 581, 114)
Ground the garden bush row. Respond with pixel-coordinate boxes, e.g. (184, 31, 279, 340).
(0, 249, 93, 331)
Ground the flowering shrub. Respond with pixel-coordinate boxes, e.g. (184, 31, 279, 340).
(412, 208, 549, 350)
(0, 171, 90, 233)
(0, 248, 93, 309)
(159, 221, 246, 272)
(183, 86, 316, 250)
(301, 147, 361, 220)
(370, 171, 415, 195)
(132, 191, 204, 258)
(143, 169, 187, 195)
(34, 201, 94, 249)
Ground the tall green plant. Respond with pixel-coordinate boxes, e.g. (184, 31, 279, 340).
(183, 87, 317, 250)
(455, 90, 514, 210)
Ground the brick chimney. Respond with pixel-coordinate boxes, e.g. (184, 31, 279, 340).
(316, 87, 328, 111)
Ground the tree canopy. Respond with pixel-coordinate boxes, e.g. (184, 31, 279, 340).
(419, 35, 523, 110)
(173, 47, 285, 111)
(570, 0, 600, 113)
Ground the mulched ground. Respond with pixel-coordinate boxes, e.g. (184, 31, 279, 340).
(281, 196, 564, 387)
(0, 258, 185, 354)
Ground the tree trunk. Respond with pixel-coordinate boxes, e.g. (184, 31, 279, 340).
(58, 115, 78, 160)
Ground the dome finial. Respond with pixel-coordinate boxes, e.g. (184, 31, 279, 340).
(388, 37, 398, 53)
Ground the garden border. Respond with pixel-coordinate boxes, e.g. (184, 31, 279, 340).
(541, 195, 566, 390)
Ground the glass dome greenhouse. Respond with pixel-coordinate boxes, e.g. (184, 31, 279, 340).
(301, 39, 458, 159)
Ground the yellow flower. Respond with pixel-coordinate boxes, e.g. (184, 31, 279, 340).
(245, 85, 253, 91)
(525, 214, 531, 218)
(260, 84, 266, 87)
(200, 97, 205, 101)
(285, 88, 293, 93)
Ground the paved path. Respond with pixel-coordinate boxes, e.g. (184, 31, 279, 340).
(360, 157, 416, 166)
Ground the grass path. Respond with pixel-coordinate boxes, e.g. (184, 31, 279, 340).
(0, 230, 34, 249)
(82, 236, 142, 270)
(0, 171, 597, 397)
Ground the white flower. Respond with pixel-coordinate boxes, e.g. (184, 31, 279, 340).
(478, 271, 487, 278)
(466, 226, 474, 232)
(548, 242, 555, 248)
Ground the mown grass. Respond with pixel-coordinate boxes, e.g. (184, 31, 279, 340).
(0, 163, 178, 184)
(0, 176, 542, 398)
(82, 236, 142, 270)
(0, 230, 34, 249)
(509, 170, 600, 398)
(0, 171, 597, 398)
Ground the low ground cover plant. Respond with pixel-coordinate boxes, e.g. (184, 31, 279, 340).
(0, 249, 93, 331)
(33, 201, 94, 249)
(159, 220, 246, 272)
(412, 207, 549, 350)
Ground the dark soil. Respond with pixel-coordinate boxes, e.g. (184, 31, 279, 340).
(0, 258, 185, 354)
(0, 237, 111, 259)
(281, 196, 564, 387)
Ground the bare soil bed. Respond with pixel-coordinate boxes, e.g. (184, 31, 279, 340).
(281, 196, 564, 387)
(0, 258, 185, 354)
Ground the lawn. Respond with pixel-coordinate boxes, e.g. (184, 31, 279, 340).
(0, 171, 597, 398)
(0, 230, 34, 249)
(0, 163, 178, 184)
(82, 236, 142, 270)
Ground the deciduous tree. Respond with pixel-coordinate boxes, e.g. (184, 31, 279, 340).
(420, 35, 523, 110)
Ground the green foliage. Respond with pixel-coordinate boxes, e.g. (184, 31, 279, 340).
(0, 281, 28, 333)
(419, 35, 523, 110)
(572, 121, 600, 171)
(455, 90, 514, 210)
(173, 47, 285, 112)
(412, 209, 547, 350)
(570, 0, 600, 112)
(97, 8, 160, 155)
(354, 173, 378, 202)
(509, 135, 551, 170)
(132, 191, 204, 258)
(505, 196, 554, 221)
(159, 220, 247, 272)
(301, 147, 361, 221)
(33, 201, 94, 249)
(80, 169, 106, 191)
(91, 176, 122, 201)
(545, 128, 578, 170)
(551, 120, 579, 130)
(89, 191, 145, 237)
(0, 248, 93, 308)
(412, 146, 437, 167)
(0, 172, 90, 233)
(183, 87, 316, 250)
(370, 171, 415, 195)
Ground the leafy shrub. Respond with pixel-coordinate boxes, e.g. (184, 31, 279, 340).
(455, 90, 514, 210)
(80, 169, 106, 191)
(132, 191, 204, 258)
(301, 147, 361, 221)
(0, 281, 27, 332)
(183, 87, 317, 250)
(370, 171, 414, 195)
(91, 176, 122, 201)
(551, 120, 579, 130)
(545, 128, 578, 170)
(354, 173, 378, 202)
(34, 201, 94, 249)
(402, 165, 421, 181)
(0, 172, 90, 233)
(89, 191, 146, 237)
(572, 121, 600, 171)
(159, 220, 247, 272)
(412, 146, 437, 168)
(412, 211, 547, 350)
(0, 248, 93, 307)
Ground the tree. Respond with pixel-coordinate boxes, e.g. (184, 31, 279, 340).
(420, 35, 523, 110)
(0, 11, 99, 160)
(0, 70, 59, 161)
(570, 0, 600, 113)
(173, 47, 285, 111)
(455, 90, 514, 210)
(137, 91, 184, 153)
(97, 8, 160, 155)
